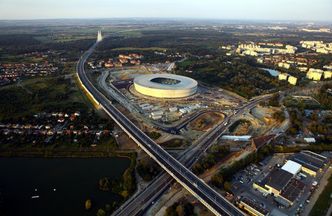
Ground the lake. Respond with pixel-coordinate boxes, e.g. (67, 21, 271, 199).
(260, 68, 280, 77)
(0, 157, 130, 216)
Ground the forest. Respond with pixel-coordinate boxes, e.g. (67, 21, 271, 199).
(176, 56, 289, 98)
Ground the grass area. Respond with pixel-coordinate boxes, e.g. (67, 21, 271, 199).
(34, 35, 96, 43)
(0, 72, 93, 121)
(0, 54, 44, 63)
(310, 175, 332, 216)
(111, 47, 167, 51)
(146, 131, 161, 140)
(116, 30, 143, 38)
(159, 138, 187, 148)
(283, 96, 321, 109)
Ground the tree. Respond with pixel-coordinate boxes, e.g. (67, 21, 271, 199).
(211, 173, 224, 188)
(224, 181, 232, 192)
(85, 199, 92, 210)
(105, 204, 111, 212)
(175, 205, 185, 216)
(267, 93, 280, 107)
(165, 201, 194, 216)
(96, 209, 106, 216)
(98, 177, 110, 191)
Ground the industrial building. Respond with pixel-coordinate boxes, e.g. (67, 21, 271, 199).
(288, 151, 328, 176)
(253, 151, 328, 207)
(221, 135, 252, 142)
(253, 166, 304, 207)
(238, 197, 269, 216)
(260, 168, 293, 196)
(278, 179, 305, 206)
(134, 74, 198, 98)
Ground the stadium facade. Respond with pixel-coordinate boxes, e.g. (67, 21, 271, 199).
(134, 74, 198, 98)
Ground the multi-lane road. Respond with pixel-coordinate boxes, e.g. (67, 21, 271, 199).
(111, 94, 270, 216)
(77, 41, 247, 216)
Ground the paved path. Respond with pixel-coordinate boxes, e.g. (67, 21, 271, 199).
(303, 166, 332, 216)
(326, 204, 332, 216)
(16, 79, 33, 94)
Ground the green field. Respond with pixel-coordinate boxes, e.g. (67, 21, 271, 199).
(310, 175, 332, 216)
(0, 73, 93, 121)
(111, 47, 167, 51)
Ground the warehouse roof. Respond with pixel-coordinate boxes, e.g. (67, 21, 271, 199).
(280, 179, 305, 203)
(289, 151, 327, 172)
(281, 160, 302, 175)
(264, 168, 293, 191)
(241, 197, 269, 216)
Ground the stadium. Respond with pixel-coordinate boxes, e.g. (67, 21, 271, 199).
(133, 74, 198, 98)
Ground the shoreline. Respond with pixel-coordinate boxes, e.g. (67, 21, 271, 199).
(0, 148, 136, 159)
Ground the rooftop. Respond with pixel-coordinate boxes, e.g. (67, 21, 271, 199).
(264, 168, 293, 191)
(280, 179, 305, 203)
(281, 160, 302, 175)
(289, 151, 327, 172)
(134, 74, 198, 90)
(241, 197, 269, 216)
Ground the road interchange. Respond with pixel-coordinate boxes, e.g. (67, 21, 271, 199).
(77, 41, 270, 216)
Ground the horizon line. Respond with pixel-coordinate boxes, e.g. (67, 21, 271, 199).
(0, 17, 331, 24)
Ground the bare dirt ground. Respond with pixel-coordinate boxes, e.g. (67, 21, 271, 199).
(251, 105, 281, 125)
(115, 129, 137, 150)
(189, 112, 225, 132)
(111, 66, 152, 80)
(232, 120, 252, 135)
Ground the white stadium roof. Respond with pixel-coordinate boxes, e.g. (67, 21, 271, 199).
(134, 74, 197, 90)
(281, 160, 302, 175)
(133, 73, 198, 98)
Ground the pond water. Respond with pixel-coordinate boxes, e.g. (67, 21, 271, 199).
(260, 68, 280, 77)
(0, 157, 130, 216)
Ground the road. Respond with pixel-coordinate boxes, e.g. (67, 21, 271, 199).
(112, 94, 270, 216)
(77, 42, 246, 216)
(302, 166, 332, 216)
(98, 70, 225, 134)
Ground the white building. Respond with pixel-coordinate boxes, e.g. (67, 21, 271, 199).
(324, 71, 332, 79)
(151, 110, 164, 117)
(221, 135, 252, 142)
(288, 76, 297, 85)
(281, 160, 302, 176)
(134, 74, 198, 98)
(169, 107, 178, 112)
(278, 62, 291, 69)
(307, 69, 324, 81)
(278, 73, 289, 81)
(297, 67, 308, 72)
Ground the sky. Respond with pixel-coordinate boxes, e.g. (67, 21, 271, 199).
(0, 0, 331, 21)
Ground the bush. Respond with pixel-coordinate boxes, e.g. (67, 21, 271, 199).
(96, 208, 106, 216)
(85, 199, 92, 210)
(98, 177, 110, 191)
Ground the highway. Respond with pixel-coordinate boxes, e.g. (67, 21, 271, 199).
(114, 94, 269, 216)
(98, 69, 224, 135)
(77, 41, 246, 216)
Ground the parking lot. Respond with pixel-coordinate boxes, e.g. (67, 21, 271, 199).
(231, 153, 331, 216)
